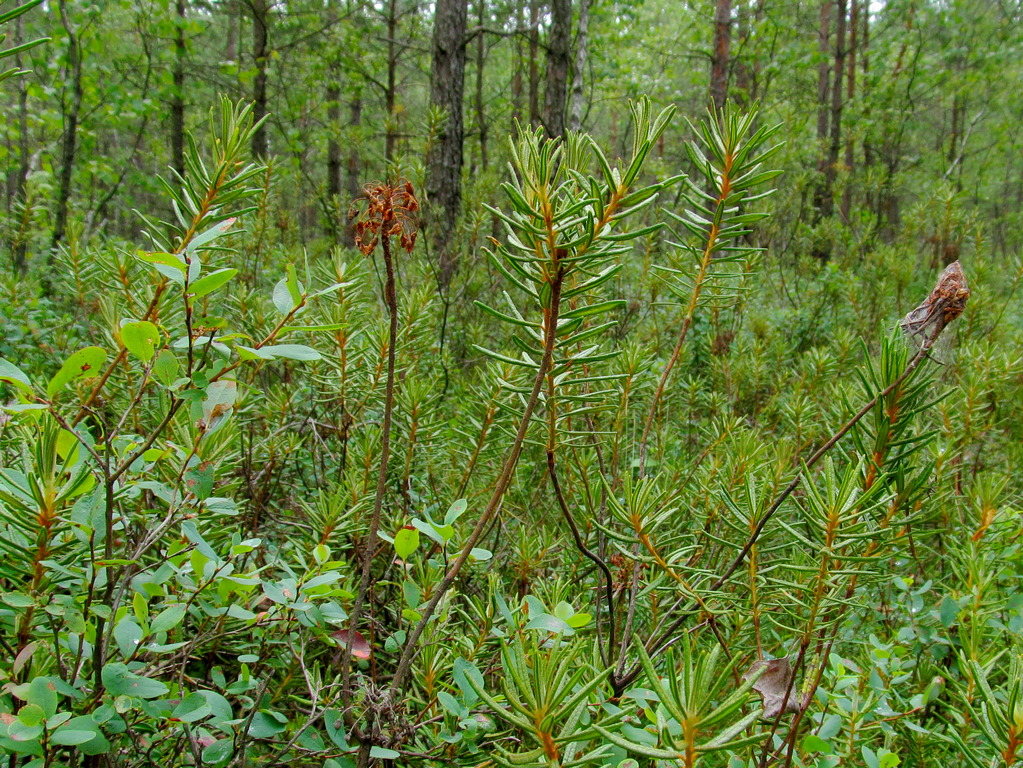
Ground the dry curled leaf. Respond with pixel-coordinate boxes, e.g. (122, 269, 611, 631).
(744, 657, 800, 719)
(332, 628, 371, 659)
(900, 260, 970, 345)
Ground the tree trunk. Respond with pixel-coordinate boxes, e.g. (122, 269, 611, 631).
(326, 66, 343, 239)
(711, 0, 732, 112)
(343, 94, 362, 248)
(326, 2, 343, 240)
(841, 0, 856, 221)
(426, 0, 469, 287)
(171, 0, 187, 177)
(251, 0, 269, 159)
(512, 0, 524, 130)
(51, 0, 84, 254)
(11, 15, 30, 274)
(474, 0, 488, 169)
(385, 0, 399, 166)
(528, 0, 541, 126)
(225, 0, 237, 62)
(734, 0, 751, 104)
(568, 0, 590, 132)
(814, 0, 832, 161)
(811, 0, 832, 229)
(824, 0, 846, 213)
(543, 0, 571, 138)
(948, 94, 963, 178)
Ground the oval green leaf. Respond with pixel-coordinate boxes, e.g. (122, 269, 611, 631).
(100, 663, 169, 699)
(189, 268, 238, 299)
(394, 527, 420, 560)
(120, 321, 160, 363)
(259, 344, 321, 361)
(47, 347, 107, 398)
(0, 358, 32, 392)
(150, 603, 187, 634)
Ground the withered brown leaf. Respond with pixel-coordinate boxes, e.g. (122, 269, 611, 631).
(744, 657, 801, 719)
(899, 260, 970, 346)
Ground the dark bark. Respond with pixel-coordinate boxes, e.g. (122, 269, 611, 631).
(171, 0, 187, 177)
(51, 0, 84, 254)
(225, 0, 238, 62)
(814, 0, 832, 164)
(734, 1, 751, 104)
(841, 0, 857, 221)
(326, 2, 343, 241)
(861, 0, 873, 204)
(512, 0, 524, 129)
(711, 0, 732, 112)
(568, 0, 590, 132)
(251, 0, 269, 159)
(10, 16, 30, 274)
(543, 0, 571, 138)
(426, 0, 469, 286)
(385, 0, 399, 165)
(474, 0, 488, 169)
(528, 0, 541, 126)
(811, 0, 833, 239)
(326, 73, 343, 238)
(343, 94, 362, 248)
(948, 94, 963, 182)
(824, 0, 846, 214)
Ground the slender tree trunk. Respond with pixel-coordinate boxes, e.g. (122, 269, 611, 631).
(251, 0, 269, 159)
(543, 0, 571, 138)
(474, 0, 488, 169)
(753, 0, 765, 100)
(948, 93, 963, 188)
(711, 0, 732, 112)
(225, 0, 238, 61)
(812, 0, 833, 230)
(326, 2, 343, 240)
(16, 60, 29, 197)
(861, 0, 873, 208)
(385, 0, 399, 166)
(343, 93, 362, 248)
(841, 0, 856, 221)
(568, 0, 590, 131)
(10, 15, 31, 273)
(326, 72, 343, 238)
(824, 0, 846, 213)
(171, 0, 187, 177)
(875, 0, 914, 235)
(528, 0, 541, 126)
(5, 17, 25, 213)
(426, 0, 469, 287)
(734, 0, 751, 105)
(815, 0, 832, 160)
(512, 0, 525, 130)
(51, 0, 84, 255)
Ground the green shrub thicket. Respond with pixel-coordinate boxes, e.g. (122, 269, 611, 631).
(0, 98, 1021, 768)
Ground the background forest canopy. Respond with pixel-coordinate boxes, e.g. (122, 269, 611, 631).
(3, 0, 1023, 266)
(1, 0, 1023, 767)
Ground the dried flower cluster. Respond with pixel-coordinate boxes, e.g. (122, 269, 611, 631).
(351, 180, 420, 256)
(900, 259, 970, 344)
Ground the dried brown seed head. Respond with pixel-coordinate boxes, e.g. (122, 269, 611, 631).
(900, 260, 970, 345)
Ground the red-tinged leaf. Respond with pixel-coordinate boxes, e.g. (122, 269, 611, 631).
(332, 629, 371, 659)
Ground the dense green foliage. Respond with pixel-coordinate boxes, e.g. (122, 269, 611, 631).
(1, 1, 1023, 767)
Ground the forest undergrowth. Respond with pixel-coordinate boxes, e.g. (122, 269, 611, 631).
(0, 94, 1022, 768)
